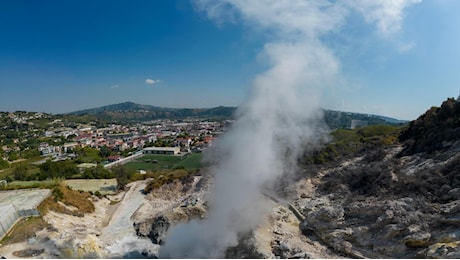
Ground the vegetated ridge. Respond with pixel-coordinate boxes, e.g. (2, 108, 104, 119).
(69, 102, 236, 121)
(69, 101, 406, 128)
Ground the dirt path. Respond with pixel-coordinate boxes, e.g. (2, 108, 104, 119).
(99, 180, 159, 258)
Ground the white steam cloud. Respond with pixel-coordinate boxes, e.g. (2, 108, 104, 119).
(159, 0, 420, 258)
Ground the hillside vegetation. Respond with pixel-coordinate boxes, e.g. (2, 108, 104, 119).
(70, 102, 236, 121)
(68, 101, 405, 127)
(399, 97, 460, 155)
(304, 124, 402, 165)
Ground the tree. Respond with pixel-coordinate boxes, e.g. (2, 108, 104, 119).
(113, 165, 131, 190)
(114, 165, 128, 190)
(75, 147, 102, 163)
(99, 145, 112, 158)
(0, 157, 8, 169)
(8, 151, 19, 161)
(82, 165, 113, 179)
(22, 149, 40, 159)
(13, 164, 28, 181)
(38, 159, 78, 179)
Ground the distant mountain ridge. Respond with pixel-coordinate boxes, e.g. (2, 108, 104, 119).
(69, 101, 406, 128)
(70, 101, 236, 121)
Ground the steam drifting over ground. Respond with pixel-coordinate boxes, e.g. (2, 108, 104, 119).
(159, 0, 420, 258)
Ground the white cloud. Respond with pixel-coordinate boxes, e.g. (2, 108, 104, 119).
(110, 84, 119, 89)
(398, 40, 416, 53)
(145, 78, 161, 85)
(348, 0, 422, 39)
(195, 0, 348, 39)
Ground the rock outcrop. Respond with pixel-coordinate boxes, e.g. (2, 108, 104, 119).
(132, 175, 210, 246)
(291, 142, 460, 258)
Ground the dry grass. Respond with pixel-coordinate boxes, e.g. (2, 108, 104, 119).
(0, 216, 51, 244)
(64, 178, 117, 195)
(38, 184, 95, 216)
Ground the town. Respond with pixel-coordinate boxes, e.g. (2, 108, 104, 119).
(0, 110, 233, 183)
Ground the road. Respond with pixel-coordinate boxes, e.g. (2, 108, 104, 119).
(99, 180, 159, 258)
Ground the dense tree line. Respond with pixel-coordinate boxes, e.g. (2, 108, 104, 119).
(37, 160, 79, 180)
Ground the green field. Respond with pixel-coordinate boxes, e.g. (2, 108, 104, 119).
(124, 153, 203, 172)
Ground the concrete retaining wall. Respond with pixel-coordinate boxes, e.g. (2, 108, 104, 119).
(0, 189, 51, 240)
(0, 204, 20, 239)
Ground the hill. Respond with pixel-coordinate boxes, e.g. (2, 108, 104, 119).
(70, 102, 236, 121)
(69, 101, 406, 128)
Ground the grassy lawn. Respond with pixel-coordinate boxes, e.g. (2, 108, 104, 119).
(174, 153, 203, 169)
(124, 153, 203, 172)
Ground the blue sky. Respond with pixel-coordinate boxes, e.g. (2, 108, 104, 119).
(0, 0, 459, 120)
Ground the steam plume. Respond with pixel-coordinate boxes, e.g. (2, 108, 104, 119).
(159, 0, 420, 258)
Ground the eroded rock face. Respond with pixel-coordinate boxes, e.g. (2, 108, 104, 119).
(132, 175, 210, 247)
(134, 215, 170, 245)
(291, 146, 460, 258)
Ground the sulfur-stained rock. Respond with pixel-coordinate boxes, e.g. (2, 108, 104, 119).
(426, 241, 460, 259)
(404, 232, 431, 247)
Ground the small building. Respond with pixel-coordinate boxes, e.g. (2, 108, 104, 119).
(143, 147, 180, 155)
(108, 155, 122, 162)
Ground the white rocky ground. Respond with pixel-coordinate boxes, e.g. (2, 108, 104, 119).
(0, 180, 157, 258)
(5, 144, 458, 259)
(0, 172, 345, 259)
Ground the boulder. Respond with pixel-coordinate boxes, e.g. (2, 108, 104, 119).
(148, 215, 170, 245)
(304, 206, 344, 231)
(404, 232, 432, 247)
